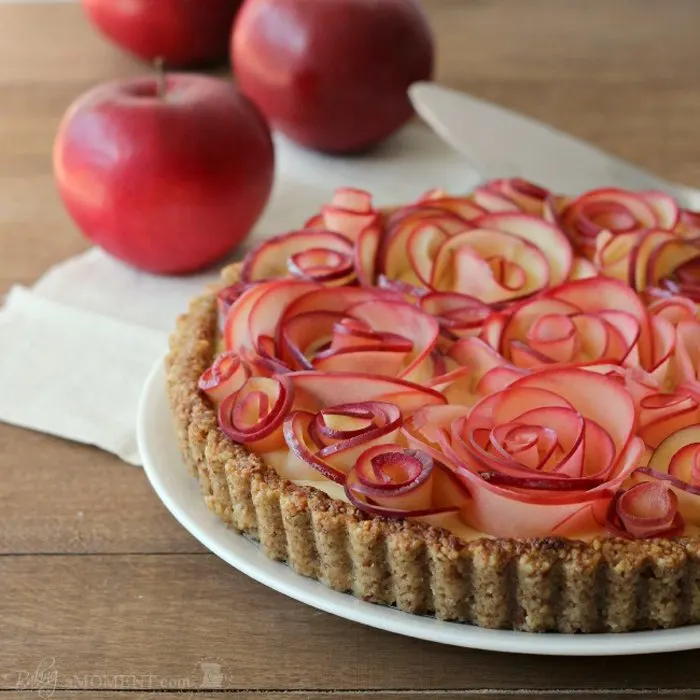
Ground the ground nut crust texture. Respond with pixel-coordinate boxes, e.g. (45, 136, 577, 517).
(165, 264, 700, 633)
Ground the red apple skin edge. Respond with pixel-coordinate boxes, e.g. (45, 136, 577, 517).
(53, 74, 274, 275)
(231, 0, 434, 154)
(82, 0, 242, 68)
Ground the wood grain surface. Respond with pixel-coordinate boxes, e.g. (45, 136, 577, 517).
(2, 1, 700, 697)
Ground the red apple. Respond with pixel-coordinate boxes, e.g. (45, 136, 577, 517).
(53, 74, 274, 275)
(231, 0, 434, 153)
(82, 0, 242, 68)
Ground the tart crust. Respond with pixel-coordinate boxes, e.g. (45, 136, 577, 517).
(166, 264, 700, 633)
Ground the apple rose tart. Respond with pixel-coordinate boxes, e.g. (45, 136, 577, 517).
(167, 182, 700, 632)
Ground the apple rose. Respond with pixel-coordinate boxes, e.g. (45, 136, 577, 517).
(473, 178, 550, 216)
(218, 373, 295, 453)
(198, 349, 286, 405)
(550, 188, 680, 259)
(343, 444, 470, 518)
(225, 280, 443, 384)
(306, 188, 379, 242)
(606, 481, 684, 539)
(303, 188, 384, 285)
(213, 368, 445, 481)
(216, 282, 251, 331)
(381, 211, 573, 304)
(279, 371, 445, 483)
(594, 227, 700, 294)
(404, 368, 644, 538)
(241, 229, 357, 286)
(633, 425, 700, 526)
(481, 277, 676, 379)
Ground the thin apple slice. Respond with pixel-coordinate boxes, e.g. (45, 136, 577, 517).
(676, 209, 700, 238)
(418, 196, 487, 221)
(278, 309, 343, 369)
(430, 227, 550, 303)
(419, 291, 492, 338)
(316, 187, 377, 242)
(644, 314, 676, 379)
(649, 237, 700, 290)
(304, 213, 325, 229)
(635, 387, 700, 449)
(313, 348, 408, 377)
(568, 256, 598, 280)
(322, 207, 377, 243)
(673, 319, 700, 383)
(354, 217, 382, 286)
(280, 285, 389, 321)
(331, 187, 373, 213)
(381, 209, 468, 285)
(640, 190, 680, 229)
(648, 425, 700, 483)
(406, 222, 449, 287)
(402, 404, 466, 465)
(345, 299, 440, 383)
(386, 204, 469, 234)
(645, 290, 697, 325)
(474, 212, 573, 285)
(662, 256, 700, 301)
(287, 371, 445, 415)
(472, 188, 520, 213)
(418, 187, 449, 202)
(217, 283, 249, 331)
(224, 282, 273, 352)
(227, 279, 320, 354)
(474, 178, 550, 215)
(628, 228, 676, 290)
(442, 336, 509, 404)
(314, 401, 400, 442)
(594, 230, 640, 286)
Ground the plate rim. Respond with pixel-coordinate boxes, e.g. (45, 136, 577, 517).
(137, 357, 700, 656)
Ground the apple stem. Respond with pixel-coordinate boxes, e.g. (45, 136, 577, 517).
(155, 57, 167, 99)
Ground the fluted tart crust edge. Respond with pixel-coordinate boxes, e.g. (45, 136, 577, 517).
(165, 263, 700, 633)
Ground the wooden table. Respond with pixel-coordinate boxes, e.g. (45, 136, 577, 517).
(2, 2, 700, 698)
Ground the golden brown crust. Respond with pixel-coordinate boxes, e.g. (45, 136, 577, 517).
(165, 264, 700, 632)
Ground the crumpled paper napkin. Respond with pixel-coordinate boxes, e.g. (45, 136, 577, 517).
(0, 125, 479, 465)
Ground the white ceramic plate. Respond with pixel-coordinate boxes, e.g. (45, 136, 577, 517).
(137, 358, 700, 656)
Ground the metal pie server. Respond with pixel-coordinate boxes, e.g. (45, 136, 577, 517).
(409, 82, 700, 209)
